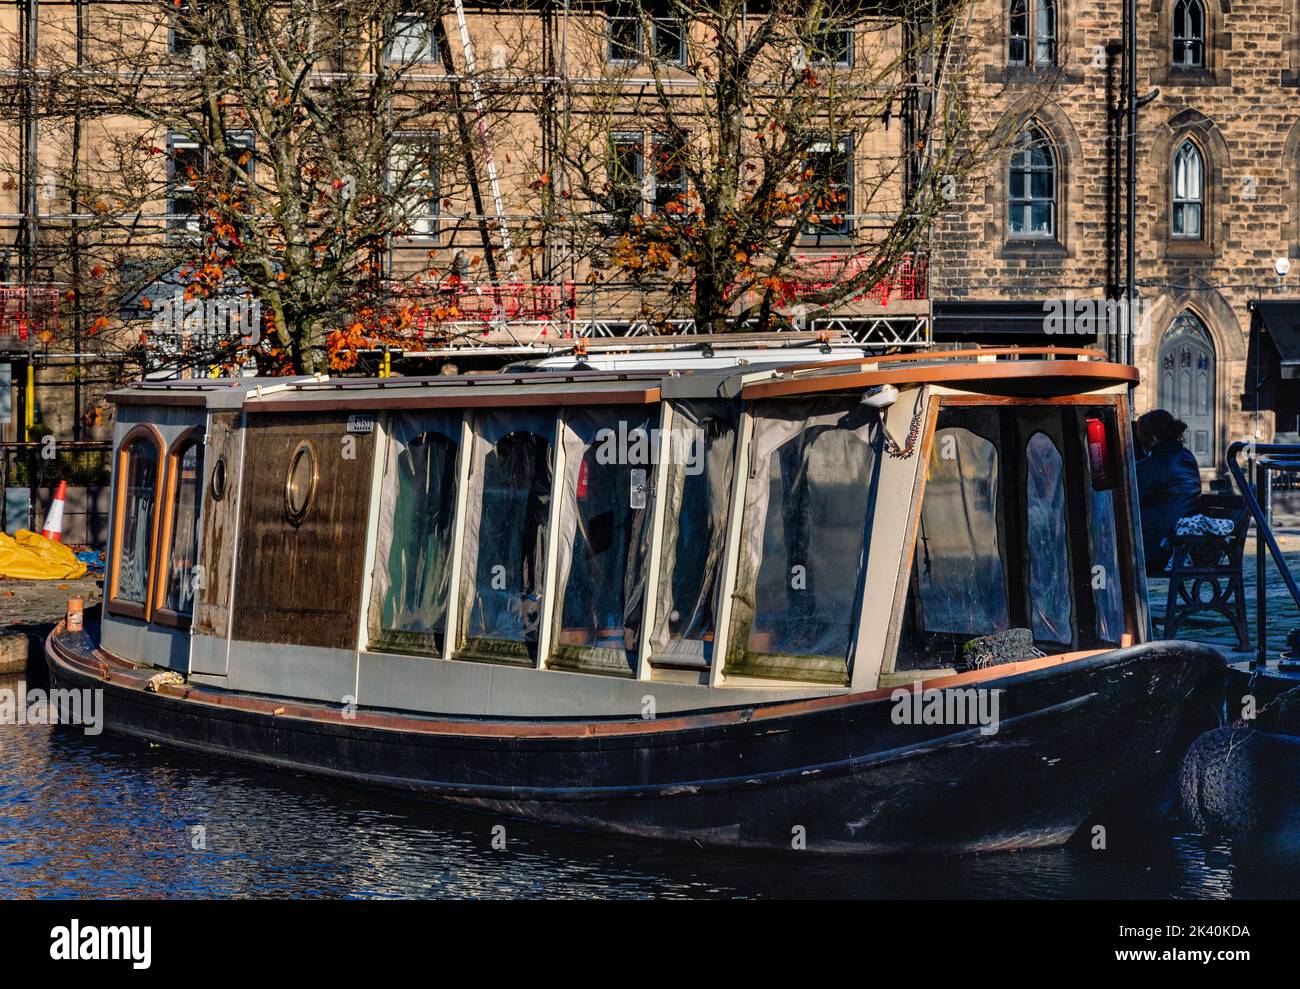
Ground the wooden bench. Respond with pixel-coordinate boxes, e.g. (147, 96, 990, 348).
(1161, 493, 1251, 649)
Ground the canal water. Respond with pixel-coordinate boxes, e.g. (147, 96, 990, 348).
(1, 671, 1296, 899)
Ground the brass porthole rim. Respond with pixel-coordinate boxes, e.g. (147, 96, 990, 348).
(285, 440, 318, 527)
(210, 455, 227, 502)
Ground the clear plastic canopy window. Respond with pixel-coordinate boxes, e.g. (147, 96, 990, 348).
(727, 397, 880, 684)
(550, 406, 657, 676)
(457, 409, 554, 665)
(1089, 487, 1125, 645)
(650, 401, 738, 669)
(369, 411, 461, 656)
(914, 425, 1010, 637)
(1025, 431, 1073, 645)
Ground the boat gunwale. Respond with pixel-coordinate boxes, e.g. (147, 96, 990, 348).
(47, 623, 1214, 742)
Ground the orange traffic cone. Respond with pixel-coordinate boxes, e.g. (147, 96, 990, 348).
(42, 480, 67, 542)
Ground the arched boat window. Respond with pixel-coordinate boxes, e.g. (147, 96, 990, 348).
(650, 401, 737, 669)
(369, 413, 461, 656)
(1025, 431, 1073, 644)
(549, 406, 658, 677)
(457, 411, 554, 665)
(914, 424, 1010, 640)
(156, 429, 205, 623)
(109, 425, 164, 620)
(727, 397, 879, 684)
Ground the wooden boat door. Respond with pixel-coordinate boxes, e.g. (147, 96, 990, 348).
(190, 411, 242, 676)
(229, 412, 376, 650)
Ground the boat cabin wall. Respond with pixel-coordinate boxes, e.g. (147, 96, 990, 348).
(194, 389, 925, 714)
(102, 403, 209, 674)
(97, 369, 1144, 719)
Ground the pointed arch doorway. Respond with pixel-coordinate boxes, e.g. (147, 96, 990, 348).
(1157, 311, 1216, 467)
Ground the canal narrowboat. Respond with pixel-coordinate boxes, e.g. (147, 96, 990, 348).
(46, 345, 1224, 855)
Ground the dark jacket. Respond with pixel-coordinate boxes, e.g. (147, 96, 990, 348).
(1136, 438, 1203, 570)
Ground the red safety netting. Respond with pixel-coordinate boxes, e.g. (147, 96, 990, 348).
(0, 286, 61, 341)
(391, 280, 578, 335)
(782, 252, 927, 307)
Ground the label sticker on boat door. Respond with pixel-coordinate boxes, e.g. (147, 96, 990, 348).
(347, 414, 375, 434)
(630, 468, 648, 509)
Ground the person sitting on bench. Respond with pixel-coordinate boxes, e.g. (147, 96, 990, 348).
(1135, 409, 1203, 572)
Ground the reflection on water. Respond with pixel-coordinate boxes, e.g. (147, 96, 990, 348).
(0, 673, 1296, 899)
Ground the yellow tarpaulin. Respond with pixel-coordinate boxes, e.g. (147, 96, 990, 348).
(0, 530, 88, 580)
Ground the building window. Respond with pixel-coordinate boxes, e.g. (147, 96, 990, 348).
(651, 138, 687, 213)
(1172, 139, 1204, 238)
(168, 136, 204, 239)
(809, 23, 853, 67)
(390, 13, 437, 63)
(1173, 0, 1205, 68)
(1008, 0, 1055, 67)
(1007, 126, 1056, 239)
(168, 132, 255, 239)
(608, 5, 684, 64)
(222, 131, 255, 185)
(652, 14, 685, 64)
(803, 136, 853, 239)
(608, 131, 645, 220)
(388, 134, 440, 238)
(171, 0, 196, 56)
(608, 6, 642, 62)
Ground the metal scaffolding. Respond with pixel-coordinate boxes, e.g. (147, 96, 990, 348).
(1, 0, 945, 391)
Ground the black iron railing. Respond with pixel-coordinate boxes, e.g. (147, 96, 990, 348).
(1226, 441, 1300, 668)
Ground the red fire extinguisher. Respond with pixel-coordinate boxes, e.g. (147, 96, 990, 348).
(1086, 415, 1114, 491)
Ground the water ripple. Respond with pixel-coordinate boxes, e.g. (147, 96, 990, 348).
(0, 673, 1295, 899)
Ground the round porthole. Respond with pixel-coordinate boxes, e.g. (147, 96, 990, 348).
(285, 440, 318, 526)
(210, 456, 227, 502)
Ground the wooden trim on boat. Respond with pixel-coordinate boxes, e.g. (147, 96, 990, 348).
(48, 621, 1113, 740)
(758, 346, 1111, 378)
(244, 386, 662, 414)
(742, 360, 1139, 401)
(939, 393, 1124, 406)
(879, 390, 941, 677)
(107, 423, 167, 622)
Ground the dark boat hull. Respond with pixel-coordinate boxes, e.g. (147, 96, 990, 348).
(46, 629, 1223, 855)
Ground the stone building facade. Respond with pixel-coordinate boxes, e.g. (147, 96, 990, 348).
(932, 0, 1300, 475)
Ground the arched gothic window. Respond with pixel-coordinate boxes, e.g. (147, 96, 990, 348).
(1008, 125, 1056, 238)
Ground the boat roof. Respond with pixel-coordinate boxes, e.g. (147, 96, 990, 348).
(107, 347, 1138, 411)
